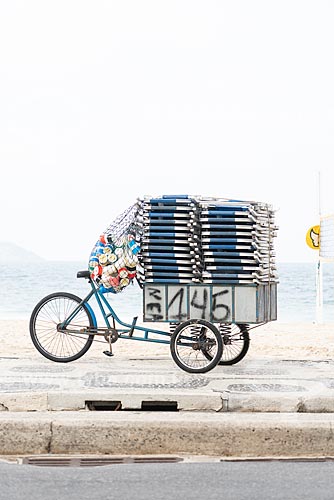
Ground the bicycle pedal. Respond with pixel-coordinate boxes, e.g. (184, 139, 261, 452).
(103, 351, 114, 357)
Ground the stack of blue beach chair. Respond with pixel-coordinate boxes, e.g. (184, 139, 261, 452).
(136, 195, 201, 284)
(198, 198, 277, 284)
(136, 195, 278, 285)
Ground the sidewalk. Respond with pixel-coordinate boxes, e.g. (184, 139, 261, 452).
(1, 319, 334, 456)
(1, 355, 334, 413)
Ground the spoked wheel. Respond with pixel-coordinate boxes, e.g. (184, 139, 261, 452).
(170, 319, 223, 373)
(30, 292, 95, 362)
(203, 323, 250, 365)
(219, 324, 250, 365)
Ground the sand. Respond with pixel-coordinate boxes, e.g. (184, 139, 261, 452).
(1, 319, 334, 361)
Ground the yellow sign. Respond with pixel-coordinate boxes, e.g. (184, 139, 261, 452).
(306, 225, 320, 250)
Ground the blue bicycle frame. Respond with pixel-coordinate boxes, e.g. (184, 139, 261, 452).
(60, 279, 172, 345)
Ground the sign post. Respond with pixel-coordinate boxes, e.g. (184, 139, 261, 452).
(316, 259, 323, 324)
(306, 224, 322, 323)
(307, 172, 334, 323)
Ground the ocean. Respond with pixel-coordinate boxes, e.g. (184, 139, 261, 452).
(0, 262, 333, 323)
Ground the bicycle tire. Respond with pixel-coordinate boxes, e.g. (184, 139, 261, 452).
(30, 292, 95, 362)
(203, 324, 250, 365)
(218, 324, 250, 365)
(170, 319, 223, 374)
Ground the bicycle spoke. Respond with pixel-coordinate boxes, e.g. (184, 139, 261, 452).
(174, 324, 219, 370)
(31, 294, 93, 361)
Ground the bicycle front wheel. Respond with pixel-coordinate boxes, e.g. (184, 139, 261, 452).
(30, 292, 95, 362)
(170, 319, 223, 374)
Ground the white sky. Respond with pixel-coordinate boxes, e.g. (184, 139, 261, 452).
(1, 0, 334, 263)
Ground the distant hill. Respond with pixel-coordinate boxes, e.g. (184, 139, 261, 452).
(0, 242, 44, 262)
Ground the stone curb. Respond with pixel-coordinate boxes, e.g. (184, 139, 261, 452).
(226, 392, 334, 413)
(47, 390, 224, 412)
(1, 412, 334, 456)
(0, 391, 223, 412)
(1, 391, 334, 413)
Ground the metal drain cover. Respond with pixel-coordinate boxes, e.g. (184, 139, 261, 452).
(21, 456, 184, 467)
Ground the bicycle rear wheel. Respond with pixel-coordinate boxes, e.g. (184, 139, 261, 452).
(30, 292, 94, 362)
(203, 323, 250, 365)
(170, 319, 223, 373)
(218, 324, 250, 365)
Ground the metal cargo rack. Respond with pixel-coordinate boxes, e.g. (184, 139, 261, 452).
(143, 282, 277, 324)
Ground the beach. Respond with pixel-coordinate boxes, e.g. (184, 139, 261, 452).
(2, 319, 334, 361)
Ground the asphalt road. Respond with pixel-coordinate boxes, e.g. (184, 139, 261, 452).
(1, 460, 334, 500)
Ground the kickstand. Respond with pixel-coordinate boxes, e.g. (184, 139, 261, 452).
(103, 331, 114, 357)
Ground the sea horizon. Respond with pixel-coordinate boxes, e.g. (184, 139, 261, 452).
(0, 261, 333, 323)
